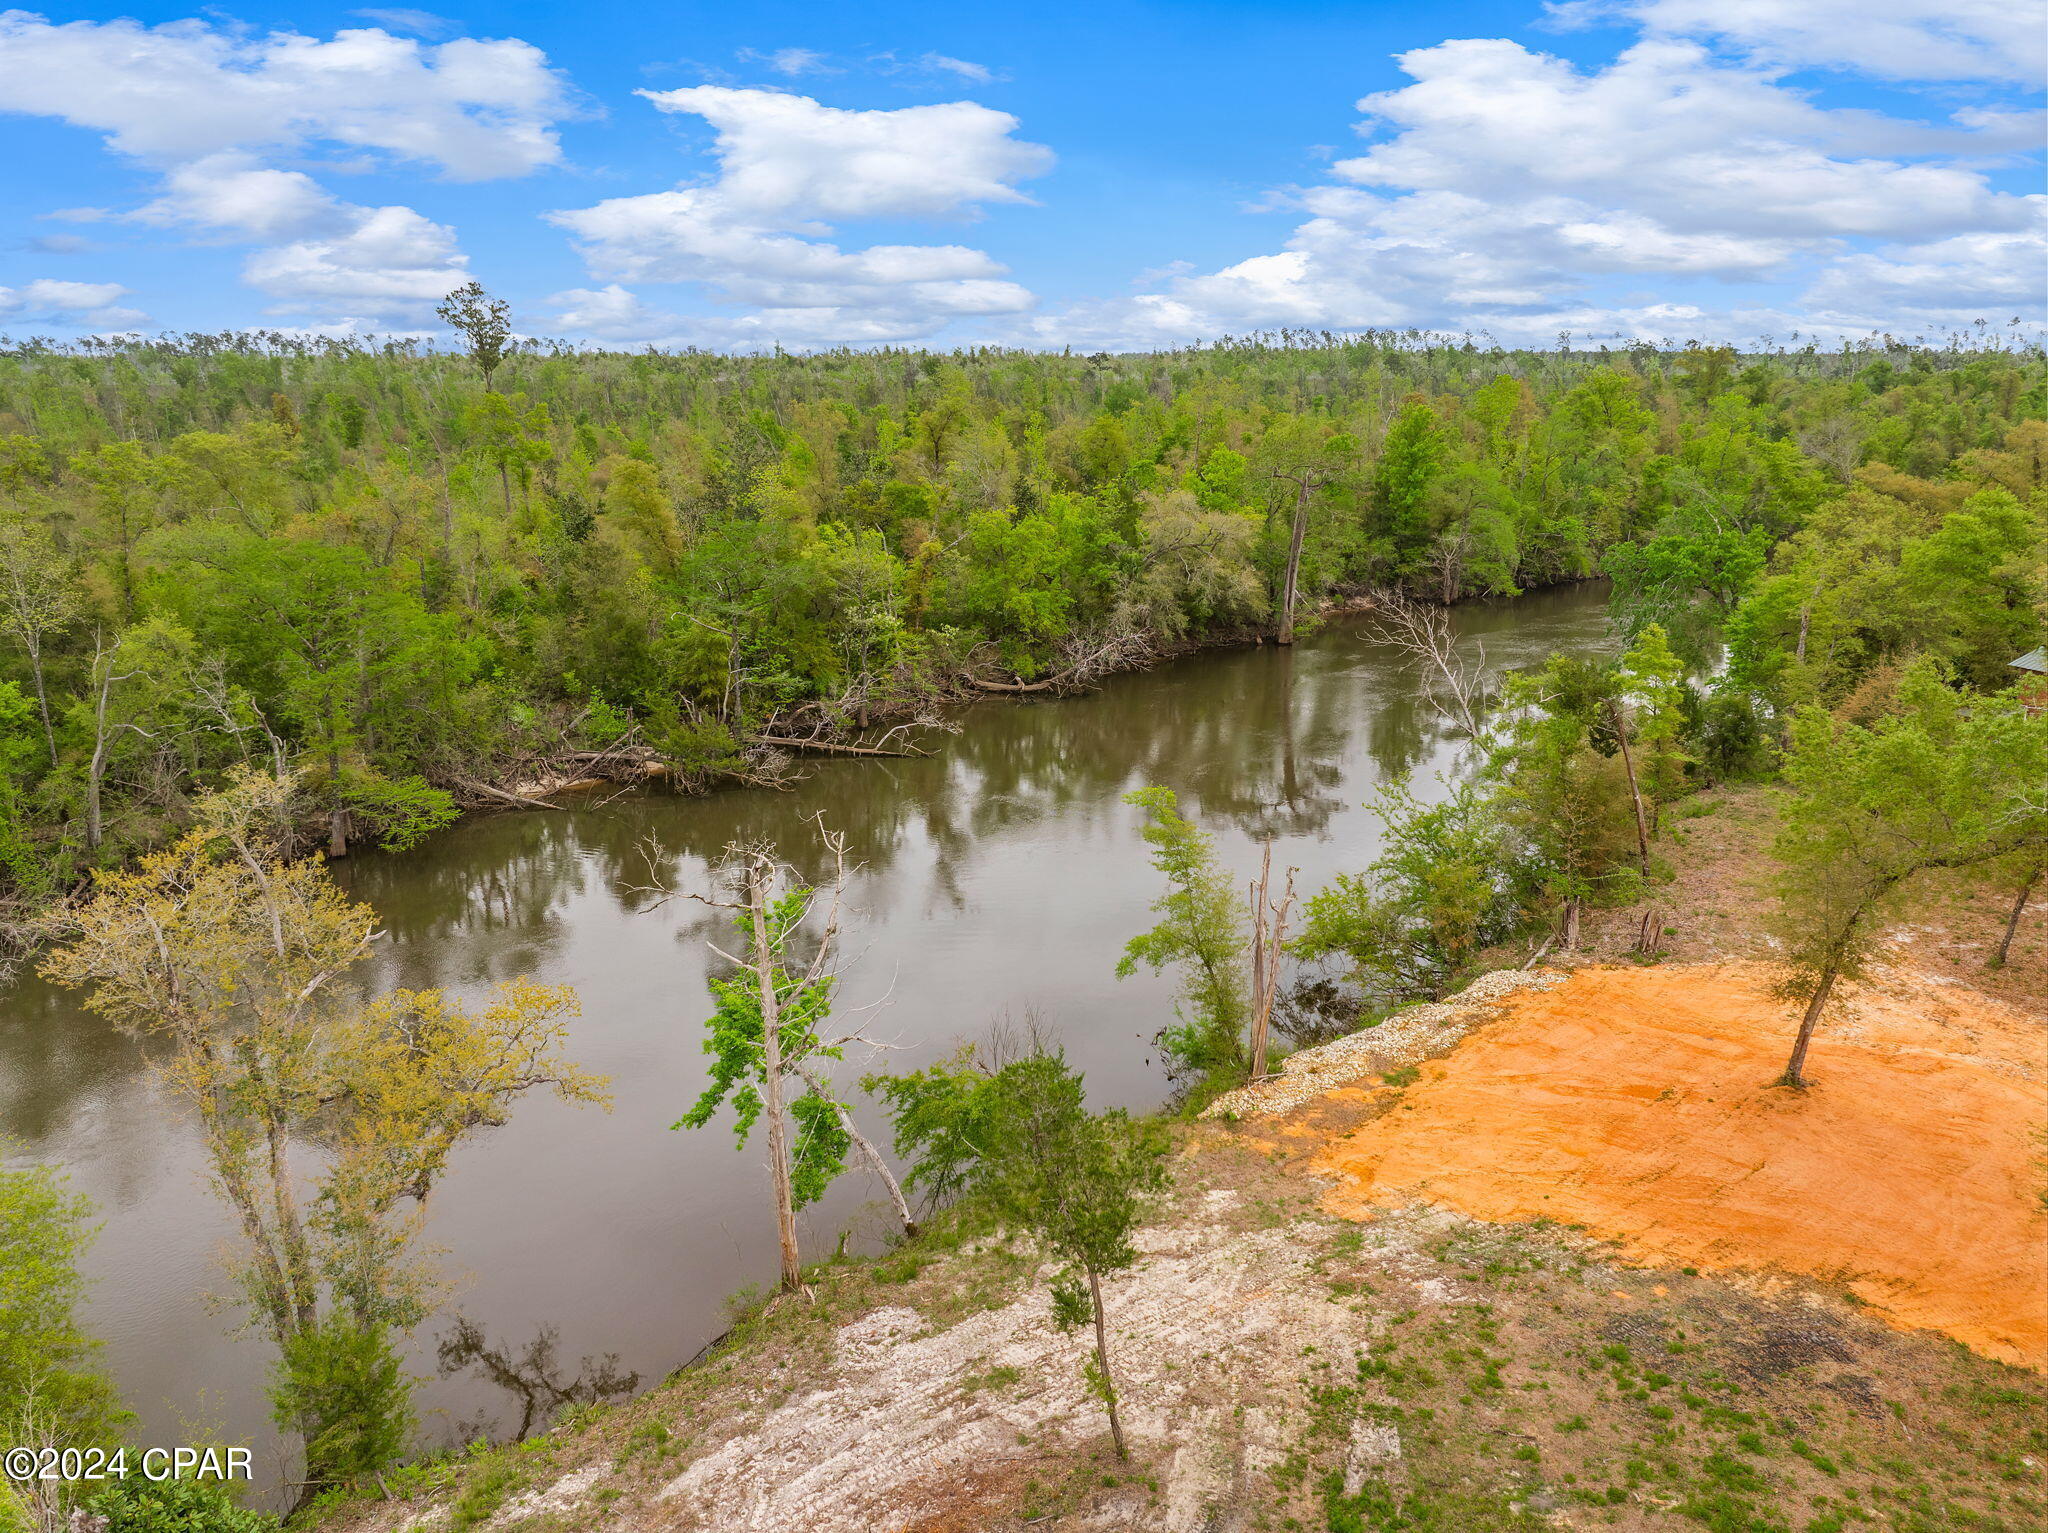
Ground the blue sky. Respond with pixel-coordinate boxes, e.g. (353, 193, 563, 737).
(0, 0, 2041, 349)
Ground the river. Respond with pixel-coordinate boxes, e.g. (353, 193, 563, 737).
(0, 583, 1610, 1490)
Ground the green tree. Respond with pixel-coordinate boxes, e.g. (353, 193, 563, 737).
(666, 832, 915, 1289)
(863, 1045, 1004, 1209)
(0, 680, 58, 901)
(1295, 782, 1512, 1011)
(1117, 786, 1249, 1080)
(1617, 623, 1692, 822)
(83, 1475, 276, 1532)
(1486, 660, 1644, 946)
(435, 281, 513, 391)
(973, 1051, 1168, 1461)
(157, 424, 298, 533)
(470, 391, 553, 519)
(0, 1153, 123, 1447)
(69, 440, 159, 620)
(1983, 848, 2044, 971)
(42, 771, 607, 1504)
(169, 534, 468, 856)
(0, 515, 76, 768)
(270, 1316, 413, 1494)
(1768, 664, 2048, 1087)
(1373, 401, 1448, 569)
(1260, 419, 1354, 644)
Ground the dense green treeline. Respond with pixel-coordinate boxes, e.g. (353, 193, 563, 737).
(0, 329, 2041, 923)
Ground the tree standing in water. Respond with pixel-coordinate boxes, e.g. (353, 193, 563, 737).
(42, 768, 607, 1504)
(1118, 786, 1250, 1080)
(659, 824, 915, 1293)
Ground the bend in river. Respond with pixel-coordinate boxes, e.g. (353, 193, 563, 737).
(0, 583, 1610, 1488)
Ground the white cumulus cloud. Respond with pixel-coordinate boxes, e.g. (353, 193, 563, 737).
(0, 277, 148, 329)
(548, 87, 1052, 348)
(243, 204, 467, 318)
(134, 153, 354, 241)
(1801, 200, 2048, 326)
(1018, 29, 2044, 349)
(0, 11, 572, 324)
(636, 86, 1050, 221)
(0, 10, 571, 178)
(1546, 0, 2046, 86)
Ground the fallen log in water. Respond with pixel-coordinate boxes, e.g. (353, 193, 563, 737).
(750, 735, 928, 758)
(965, 673, 1070, 694)
(459, 778, 567, 811)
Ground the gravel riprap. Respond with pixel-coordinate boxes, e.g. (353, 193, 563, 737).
(1201, 968, 1567, 1119)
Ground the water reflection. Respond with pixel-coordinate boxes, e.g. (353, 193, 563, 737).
(0, 584, 1612, 1480)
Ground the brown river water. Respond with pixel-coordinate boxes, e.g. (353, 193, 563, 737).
(0, 583, 1609, 1491)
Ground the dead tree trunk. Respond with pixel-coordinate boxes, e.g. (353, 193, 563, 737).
(26, 631, 55, 769)
(746, 859, 804, 1292)
(1277, 478, 1313, 645)
(326, 743, 350, 859)
(1245, 847, 1296, 1081)
(796, 1061, 917, 1238)
(1248, 849, 1267, 1075)
(1364, 590, 1488, 736)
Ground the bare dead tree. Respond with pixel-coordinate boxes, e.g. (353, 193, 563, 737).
(1268, 468, 1336, 645)
(81, 631, 151, 851)
(966, 624, 1157, 695)
(1245, 844, 1298, 1080)
(1364, 589, 1493, 736)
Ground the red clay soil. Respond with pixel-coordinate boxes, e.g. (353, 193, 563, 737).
(1310, 963, 2048, 1369)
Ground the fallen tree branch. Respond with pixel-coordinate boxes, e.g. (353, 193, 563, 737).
(965, 673, 1070, 694)
(750, 735, 928, 759)
(459, 778, 566, 811)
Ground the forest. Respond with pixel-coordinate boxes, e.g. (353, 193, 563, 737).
(1, 320, 2045, 1531)
(0, 317, 2041, 942)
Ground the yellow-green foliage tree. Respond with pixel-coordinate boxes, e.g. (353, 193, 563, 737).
(40, 768, 609, 1500)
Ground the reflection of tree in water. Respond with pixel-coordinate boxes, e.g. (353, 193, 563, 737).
(344, 613, 1527, 981)
(0, 972, 168, 1191)
(437, 1313, 638, 1444)
(305, 593, 1613, 994)
(336, 815, 590, 992)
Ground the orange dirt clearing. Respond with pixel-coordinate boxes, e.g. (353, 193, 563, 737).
(1309, 963, 2048, 1368)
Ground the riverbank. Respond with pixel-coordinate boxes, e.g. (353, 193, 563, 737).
(9, 586, 1622, 1493)
(2, 588, 1411, 963)
(461, 589, 1398, 807)
(290, 942, 2045, 1533)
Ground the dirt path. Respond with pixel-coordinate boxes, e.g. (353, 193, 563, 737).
(1307, 962, 2048, 1368)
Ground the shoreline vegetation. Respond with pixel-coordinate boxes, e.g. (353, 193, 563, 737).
(284, 774, 2043, 1533)
(291, 958, 2047, 1533)
(1, 327, 2039, 947)
(467, 586, 1395, 807)
(2, 322, 2043, 1530)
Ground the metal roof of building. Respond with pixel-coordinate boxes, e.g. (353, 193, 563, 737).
(2012, 646, 2048, 674)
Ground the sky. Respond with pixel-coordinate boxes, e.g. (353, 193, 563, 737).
(0, 0, 2042, 351)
